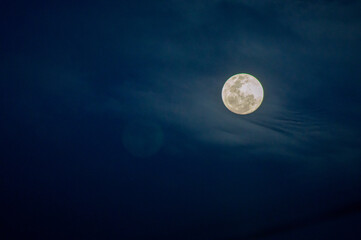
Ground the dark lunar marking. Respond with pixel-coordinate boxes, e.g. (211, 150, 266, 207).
(227, 94, 239, 106)
(233, 80, 244, 89)
(227, 93, 256, 113)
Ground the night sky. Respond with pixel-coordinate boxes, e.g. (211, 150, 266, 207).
(2, 1, 361, 239)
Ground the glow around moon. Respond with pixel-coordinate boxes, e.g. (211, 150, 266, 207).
(222, 73, 264, 115)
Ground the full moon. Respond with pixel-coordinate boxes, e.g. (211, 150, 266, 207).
(222, 73, 264, 115)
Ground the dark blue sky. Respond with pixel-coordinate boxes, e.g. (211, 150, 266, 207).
(1, 0, 361, 239)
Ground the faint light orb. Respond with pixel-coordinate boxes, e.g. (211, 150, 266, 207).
(122, 121, 163, 158)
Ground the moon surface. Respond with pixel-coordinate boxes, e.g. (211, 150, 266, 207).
(222, 73, 264, 115)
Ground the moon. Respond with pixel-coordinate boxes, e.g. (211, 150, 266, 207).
(222, 73, 264, 115)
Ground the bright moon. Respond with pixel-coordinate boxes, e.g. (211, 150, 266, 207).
(222, 73, 264, 115)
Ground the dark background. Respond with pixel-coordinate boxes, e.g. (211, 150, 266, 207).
(1, 0, 361, 239)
